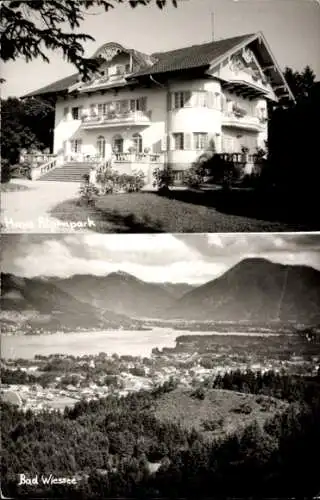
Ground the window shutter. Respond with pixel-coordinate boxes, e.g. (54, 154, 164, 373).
(207, 133, 216, 151)
(167, 134, 171, 151)
(167, 92, 172, 111)
(215, 93, 221, 110)
(161, 135, 167, 152)
(184, 91, 192, 107)
(139, 96, 147, 111)
(184, 133, 191, 150)
(207, 92, 214, 108)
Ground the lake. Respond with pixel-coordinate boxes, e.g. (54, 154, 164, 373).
(0, 328, 282, 360)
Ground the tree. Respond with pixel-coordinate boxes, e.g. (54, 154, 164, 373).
(1, 96, 54, 165)
(1, 0, 177, 80)
(283, 65, 316, 103)
(266, 64, 319, 215)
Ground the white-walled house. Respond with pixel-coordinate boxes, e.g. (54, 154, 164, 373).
(25, 32, 294, 184)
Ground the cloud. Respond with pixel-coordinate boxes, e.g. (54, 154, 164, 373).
(1, 233, 319, 284)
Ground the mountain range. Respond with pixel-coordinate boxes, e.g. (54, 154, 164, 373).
(1, 258, 320, 329)
(0, 273, 140, 331)
(165, 258, 320, 322)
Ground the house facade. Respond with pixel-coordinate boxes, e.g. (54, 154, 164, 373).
(25, 32, 293, 184)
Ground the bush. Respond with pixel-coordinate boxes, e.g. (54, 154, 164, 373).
(209, 155, 239, 188)
(1, 159, 11, 183)
(232, 403, 252, 415)
(191, 387, 206, 400)
(96, 168, 145, 194)
(10, 162, 32, 180)
(201, 418, 224, 431)
(184, 139, 216, 188)
(153, 165, 174, 193)
(184, 163, 206, 188)
(79, 182, 99, 205)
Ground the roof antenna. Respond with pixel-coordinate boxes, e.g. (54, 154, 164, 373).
(211, 12, 215, 41)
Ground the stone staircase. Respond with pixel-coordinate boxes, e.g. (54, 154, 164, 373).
(38, 162, 91, 182)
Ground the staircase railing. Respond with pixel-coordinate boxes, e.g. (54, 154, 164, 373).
(29, 155, 63, 180)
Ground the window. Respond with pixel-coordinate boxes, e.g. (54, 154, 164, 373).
(115, 65, 126, 76)
(71, 107, 80, 120)
(132, 133, 143, 153)
(173, 133, 184, 150)
(97, 136, 106, 158)
(192, 91, 207, 107)
(130, 97, 147, 112)
(259, 107, 267, 120)
(70, 139, 82, 153)
(173, 171, 184, 183)
(125, 63, 131, 73)
(90, 104, 97, 117)
(63, 107, 69, 120)
(112, 134, 123, 153)
(97, 104, 104, 117)
(173, 91, 191, 109)
(193, 132, 208, 150)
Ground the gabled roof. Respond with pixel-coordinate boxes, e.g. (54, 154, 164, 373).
(130, 33, 255, 77)
(24, 73, 79, 98)
(22, 33, 293, 101)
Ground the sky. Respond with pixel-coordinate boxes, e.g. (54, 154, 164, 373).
(1, 0, 320, 99)
(2, 233, 320, 284)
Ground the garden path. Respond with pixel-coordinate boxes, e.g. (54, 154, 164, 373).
(1, 179, 90, 233)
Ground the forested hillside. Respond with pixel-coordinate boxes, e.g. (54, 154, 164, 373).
(2, 370, 320, 498)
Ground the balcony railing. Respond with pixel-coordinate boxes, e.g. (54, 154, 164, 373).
(218, 153, 261, 164)
(113, 152, 163, 163)
(222, 111, 264, 131)
(81, 110, 151, 128)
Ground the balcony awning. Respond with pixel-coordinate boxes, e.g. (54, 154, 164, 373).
(220, 79, 271, 99)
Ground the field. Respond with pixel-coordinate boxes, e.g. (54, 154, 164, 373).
(153, 388, 288, 439)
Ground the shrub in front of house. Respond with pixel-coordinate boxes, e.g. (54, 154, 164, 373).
(184, 163, 206, 189)
(184, 140, 216, 188)
(153, 165, 174, 194)
(78, 181, 99, 206)
(1, 160, 32, 183)
(96, 168, 145, 194)
(1, 159, 12, 183)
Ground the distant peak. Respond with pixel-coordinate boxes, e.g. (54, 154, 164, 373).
(107, 271, 140, 281)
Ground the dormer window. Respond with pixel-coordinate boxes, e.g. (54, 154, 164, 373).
(115, 65, 126, 76)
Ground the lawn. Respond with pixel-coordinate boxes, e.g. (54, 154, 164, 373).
(153, 388, 288, 440)
(50, 189, 314, 233)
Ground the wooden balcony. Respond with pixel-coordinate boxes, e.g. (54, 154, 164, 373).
(81, 110, 152, 129)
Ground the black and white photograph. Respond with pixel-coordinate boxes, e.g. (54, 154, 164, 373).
(1, 232, 320, 498)
(1, 0, 319, 233)
(1, 1, 320, 499)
